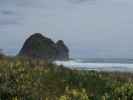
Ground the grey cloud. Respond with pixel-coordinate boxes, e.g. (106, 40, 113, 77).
(0, 19, 19, 25)
(0, 10, 15, 15)
(0, 0, 133, 58)
(68, 0, 91, 3)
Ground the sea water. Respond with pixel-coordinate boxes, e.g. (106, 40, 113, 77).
(54, 58, 133, 72)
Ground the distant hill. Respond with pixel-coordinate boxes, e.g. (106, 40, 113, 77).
(18, 33, 69, 61)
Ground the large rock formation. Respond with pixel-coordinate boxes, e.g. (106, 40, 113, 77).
(19, 33, 69, 61)
(56, 40, 69, 60)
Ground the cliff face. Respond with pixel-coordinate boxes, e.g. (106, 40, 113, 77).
(56, 40, 69, 60)
(19, 33, 69, 61)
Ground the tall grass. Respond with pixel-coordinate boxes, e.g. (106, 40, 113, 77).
(0, 57, 133, 100)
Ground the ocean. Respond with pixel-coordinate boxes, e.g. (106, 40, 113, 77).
(54, 58, 133, 72)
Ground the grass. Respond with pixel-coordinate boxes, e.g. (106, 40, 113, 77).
(0, 56, 133, 100)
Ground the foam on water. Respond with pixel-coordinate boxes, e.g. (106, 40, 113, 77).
(54, 59, 133, 72)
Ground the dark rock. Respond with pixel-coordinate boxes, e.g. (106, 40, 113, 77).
(19, 33, 69, 61)
(0, 49, 4, 59)
(56, 40, 69, 60)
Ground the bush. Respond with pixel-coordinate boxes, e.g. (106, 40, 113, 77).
(0, 57, 133, 100)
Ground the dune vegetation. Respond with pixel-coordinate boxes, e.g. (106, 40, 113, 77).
(0, 56, 133, 100)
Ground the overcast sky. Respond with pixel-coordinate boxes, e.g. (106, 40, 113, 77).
(0, 0, 133, 58)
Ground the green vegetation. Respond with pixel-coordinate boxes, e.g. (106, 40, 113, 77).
(0, 57, 133, 100)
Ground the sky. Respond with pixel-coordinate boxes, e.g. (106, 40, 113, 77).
(0, 0, 133, 58)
